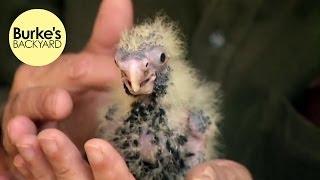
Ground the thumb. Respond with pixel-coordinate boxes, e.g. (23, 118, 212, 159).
(86, 0, 133, 54)
(186, 160, 252, 180)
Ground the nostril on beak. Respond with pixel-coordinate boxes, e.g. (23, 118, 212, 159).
(127, 80, 132, 87)
(146, 62, 149, 67)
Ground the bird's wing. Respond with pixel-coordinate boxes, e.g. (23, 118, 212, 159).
(185, 109, 220, 161)
(188, 110, 212, 139)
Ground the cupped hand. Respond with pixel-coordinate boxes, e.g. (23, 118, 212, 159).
(13, 126, 134, 180)
(1, 0, 133, 174)
(13, 124, 251, 180)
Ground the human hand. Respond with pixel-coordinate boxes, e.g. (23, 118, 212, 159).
(13, 123, 251, 180)
(2, 0, 133, 173)
(186, 159, 252, 180)
(12, 127, 134, 180)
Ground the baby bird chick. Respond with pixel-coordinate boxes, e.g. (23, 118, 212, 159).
(97, 17, 221, 180)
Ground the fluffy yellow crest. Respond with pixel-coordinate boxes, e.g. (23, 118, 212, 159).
(118, 16, 185, 61)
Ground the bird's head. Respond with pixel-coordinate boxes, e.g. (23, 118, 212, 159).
(115, 17, 185, 97)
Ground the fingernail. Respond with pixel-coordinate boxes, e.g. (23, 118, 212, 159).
(7, 125, 17, 142)
(86, 145, 104, 164)
(193, 166, 216, 180)
(13, 155, 25, 168)
(17, 145, 35, 161)
(40, 138, 58, 155)
(7, 117, 24, 143)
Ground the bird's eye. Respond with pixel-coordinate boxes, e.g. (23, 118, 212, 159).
(160, 53, 166, 63)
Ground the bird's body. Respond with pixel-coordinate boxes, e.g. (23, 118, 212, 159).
(96, 17, 221, 180)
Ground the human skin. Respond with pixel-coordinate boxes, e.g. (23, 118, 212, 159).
(0, 0, 252, 179)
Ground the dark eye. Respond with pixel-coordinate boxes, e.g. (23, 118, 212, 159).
(160, 53, 166, 63)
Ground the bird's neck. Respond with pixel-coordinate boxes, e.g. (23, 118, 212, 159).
(134, 92, 162, 107)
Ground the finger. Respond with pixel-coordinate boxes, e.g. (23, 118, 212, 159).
(16, 135, 54, 180)
(4, 116, 36, 156)
(13, 155, 33, 179)
(10, 55, 119, 97)
(38, 129, 92, 180)
(7, 87, 72, 121)
(4, 90, 69, 155)
(84, 139, 134, 180)
(186, 160, 252, 180)
(46, 53, 120, 93)
(0, 147, 11, 179)
(86, 0, 133, 53)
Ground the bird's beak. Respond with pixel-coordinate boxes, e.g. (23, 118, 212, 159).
(123, 60, 145, 94)
(128, 65, 142, 93)
(117, 58, 155, 95)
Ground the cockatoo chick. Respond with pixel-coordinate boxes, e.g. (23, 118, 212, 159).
(97, 17, 221, 180)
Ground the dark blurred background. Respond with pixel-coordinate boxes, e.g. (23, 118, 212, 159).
(1, 0, 320, 179)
